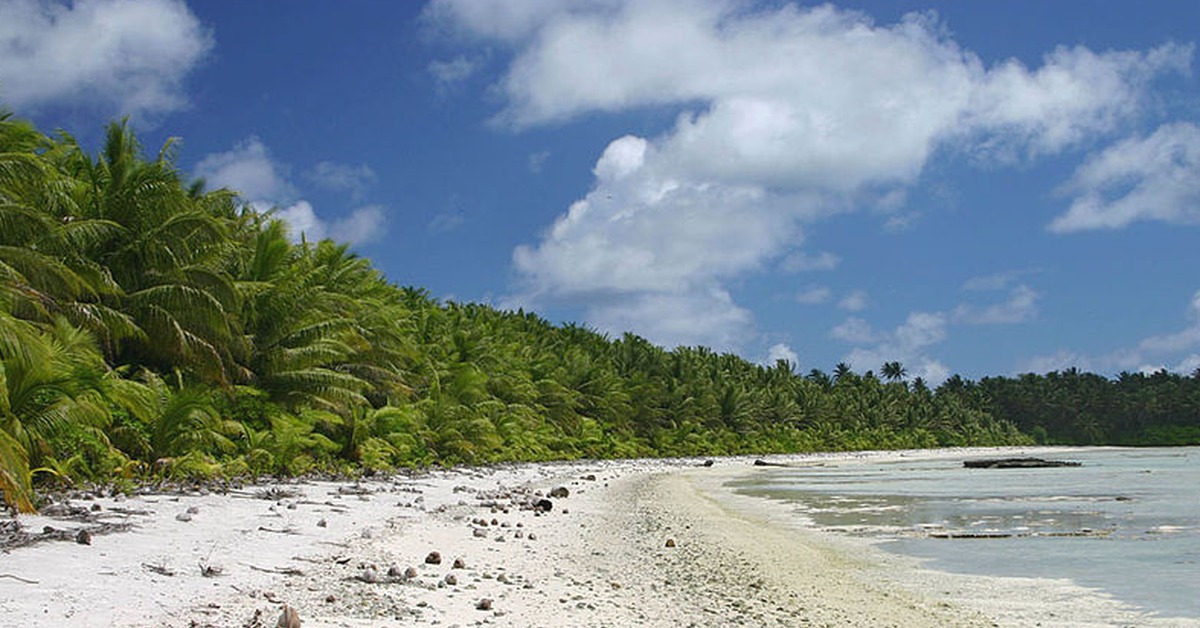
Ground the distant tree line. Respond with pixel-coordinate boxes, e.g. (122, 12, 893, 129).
(0, 112, 1192, 512)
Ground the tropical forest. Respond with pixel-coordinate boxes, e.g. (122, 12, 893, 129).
(2, 111, 1198, 512)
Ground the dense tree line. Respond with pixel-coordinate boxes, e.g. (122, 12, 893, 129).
(0, 112, 1187, 512)
(977, 368, 1200, 446)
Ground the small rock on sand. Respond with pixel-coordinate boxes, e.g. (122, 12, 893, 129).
(665, 538, 676, 548)
(425, 551, 442, 565)
(549, 486, 570, 498)
(476, 598, 493, 611)
(276, 604, 301, 628)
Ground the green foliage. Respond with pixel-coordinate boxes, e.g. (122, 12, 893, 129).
(8, 110, 1192, 511)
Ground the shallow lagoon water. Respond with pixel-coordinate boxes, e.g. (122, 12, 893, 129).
(733, 447, 1200, 619)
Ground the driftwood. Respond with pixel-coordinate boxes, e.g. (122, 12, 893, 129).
(257, 526, 299, 535)
(0, 573, 39, 584)
(963, 457, 1081, 469)
(247, 564, 305, 576)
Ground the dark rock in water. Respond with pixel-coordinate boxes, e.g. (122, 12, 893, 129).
(549, 486, 570, 498)
(963, 457, 1081, 469)
(533, 498, 553, 512)
(701, 460, 715, 467)
(425, 551, 442, 565)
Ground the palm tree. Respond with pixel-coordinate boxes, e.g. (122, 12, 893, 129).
(881, 361, 907, 382)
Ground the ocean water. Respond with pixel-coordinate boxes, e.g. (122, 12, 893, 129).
(731, 447, 1200, 620)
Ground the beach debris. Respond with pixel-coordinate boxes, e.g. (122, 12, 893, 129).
(963, 457, 1081, 469)
(476, 598, 493, 611)
(664, 538, 677, 548)
(75, 528, 92, 545)
(549, 486, 570, 498)
(199, 561, 224, 577)
(276, 604, 301, 628)
(0, 573, 39, 584)
(425, 551, 442, 565)
(357, 567, 380, 584)
(473, 527, 488, 538)
(752, 459, 788, 467)
(142, 561, 176, 577)
(249, 564, 306, 576)
(258, 525, 299, 535)
(254, 487, 300, 501)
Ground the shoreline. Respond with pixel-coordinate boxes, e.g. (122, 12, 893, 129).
(1, 447, 1194, 626)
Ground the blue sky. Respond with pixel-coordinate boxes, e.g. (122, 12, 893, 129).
(3, 0, 1199, 382)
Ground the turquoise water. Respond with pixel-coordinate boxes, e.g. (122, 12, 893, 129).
(732, 447, 1200, 619)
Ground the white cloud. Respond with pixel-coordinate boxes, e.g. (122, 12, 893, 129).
(1017, 350, 1095, 375)
(780, 250, 839, 273)
(1021, 290, 1200, 375)
(306, 161, 376, 200)
(195, 137, 294, 201)
(838, 290, 868, 312)
(586, 288, 755, 352)
(766, 343, 799, 369)
(838, 311, 950, 384)
(528, 150, 550, 173)
(196, 139, 386, 246)
(276, 202, 387, 246)
(1051, 122, 1200, 231)
(428, 55, 481, 93)
(830, 317, 877, 344)
(0, 0, 211, 118)
(436, 0, 1190, 351)
(953, 284, 1039, 325)
(795, 286, 831, 305)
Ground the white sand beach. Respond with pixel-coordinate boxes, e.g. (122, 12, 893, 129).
(1, 450, 1194, 627)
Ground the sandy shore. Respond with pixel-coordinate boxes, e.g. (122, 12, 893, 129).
(1, 449, 1195, 627)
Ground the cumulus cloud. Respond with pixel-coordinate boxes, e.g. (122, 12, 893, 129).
(795, 286, 831, 305)
(838, 291, 869, 312)
(0, 0, 211, 117)
(780, 250, 839, 273)
(766, 343, 799, 369)
(1021, 290, 1200, 375)
(433, 0, 1190, 352)
(1051, 122, 1200, 231)
(953, 284, 1039, 325)
(306, 161, 377, 200)
(586, 288, 755, 352)
(195, 137, 294, 203)
(428, 55, 481, 94)
(838, 311, 950, 384)
(196, 139, 386, 246)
